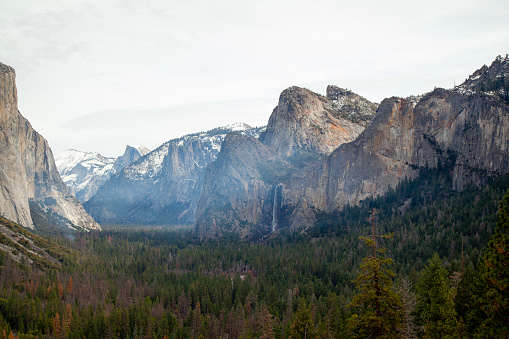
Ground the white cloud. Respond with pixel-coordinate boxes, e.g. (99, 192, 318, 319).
(1, 0, 508, 156)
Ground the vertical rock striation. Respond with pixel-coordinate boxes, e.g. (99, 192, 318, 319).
(0, 62, 100, 231)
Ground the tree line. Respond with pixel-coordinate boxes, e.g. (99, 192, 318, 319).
(0, 171, 507, 338)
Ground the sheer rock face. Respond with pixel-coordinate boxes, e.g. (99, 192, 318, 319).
(196, 86, 372, 237)
(284, 87, 509, 229)
(0, 63, 100, 230)
(195, 133, 293, 239)
(113, 145, 150, 173)
(196, 57, 509, 236)
(259, 86, 368, 158)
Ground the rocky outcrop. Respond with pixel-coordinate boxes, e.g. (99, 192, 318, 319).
(113, 145, 150, 173)
(458, 54, 509, 97)
(55, 145, 150, 203)
(259, 86, 370, 158)
(0, 62, 100, 231)
(84, 124, 264, 225)
(326, 85, 378, 126)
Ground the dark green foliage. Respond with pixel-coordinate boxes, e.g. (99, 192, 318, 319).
(347, 212, 403, 338)
(479, 74, 509, 103)
(479, 188, 509, 336)
(288, 298, 318, 338)
(0, 167, 507, 337)
(414, 254, 460, 338)
(454, 263, 485, 336)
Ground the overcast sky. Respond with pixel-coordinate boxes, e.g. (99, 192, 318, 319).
(1, 0, 508, 157)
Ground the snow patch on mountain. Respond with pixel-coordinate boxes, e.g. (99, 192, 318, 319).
(55, 145, 150, 203)
(124, 123, 264, 180)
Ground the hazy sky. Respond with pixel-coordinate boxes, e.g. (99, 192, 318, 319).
(1, 0, 508, 157)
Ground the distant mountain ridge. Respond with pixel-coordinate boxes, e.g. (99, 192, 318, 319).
(84, 123, 265, 225)
(55, 145, 150, 203)
(22, 55, 509, 240)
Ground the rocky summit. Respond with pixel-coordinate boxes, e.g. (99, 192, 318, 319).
(280, 57, 509, 230)
(195, 86, 375, 238)
(195, 56, 509, 238)
(259, 86, 373, 158)
(0, 63, 99, 231)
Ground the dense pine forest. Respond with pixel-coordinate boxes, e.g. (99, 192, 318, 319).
(1, 168, 509, 338)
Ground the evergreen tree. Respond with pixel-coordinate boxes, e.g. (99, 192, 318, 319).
(479, 188, 509, 336)
(454, 263, 485, 336)
(414, 253, 460, 338)
(288, 298, 317, 339)
(347, 210, 403, 338)
(395, 276, 417, 339)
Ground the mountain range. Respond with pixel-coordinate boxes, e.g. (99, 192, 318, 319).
(55, 145, 150, 203)
(195, 55, 509, 238)
(83, 123, 265, 226)
(1, 55, 509, 240)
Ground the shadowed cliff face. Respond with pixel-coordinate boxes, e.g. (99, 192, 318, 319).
(195, 133, 293, 239)
(414, 88, 509, 188)
(0, 63, 100, 231)
(84, 124, 264, 226)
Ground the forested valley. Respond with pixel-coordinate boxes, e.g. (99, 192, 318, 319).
(1, 168, 509, 338)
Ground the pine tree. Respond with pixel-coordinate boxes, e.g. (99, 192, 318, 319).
(288, 298, 317, 339)
(480, 188, 509, 336)
(260, 305, 276, 339)
(347, 209, 403, 338)
(454, 263, 485, 335)
(414, 253, 460, 338)
(395, 276, 417, 339)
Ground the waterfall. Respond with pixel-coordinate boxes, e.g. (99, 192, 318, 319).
(271, 184, 280, 232)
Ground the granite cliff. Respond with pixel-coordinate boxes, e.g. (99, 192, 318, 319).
(259, 86, 371, 158)
(195, 133, 293, 238)
(282, 56, 509, 229)
(196, 56, 509, 237)
(0, 63, 99, 231)
(195, 86, 375, 237)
